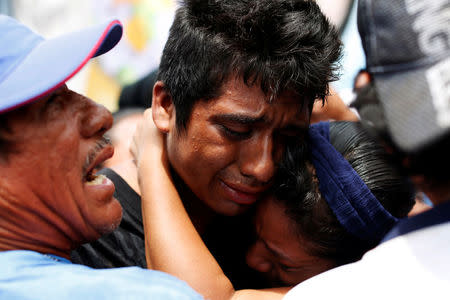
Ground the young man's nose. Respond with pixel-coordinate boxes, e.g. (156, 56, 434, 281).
(79, 99, 113, 138)
(239, 136, 275, 183)
(246, 242, 272, 273)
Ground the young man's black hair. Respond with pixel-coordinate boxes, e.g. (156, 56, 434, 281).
(158, 0, 342, 130)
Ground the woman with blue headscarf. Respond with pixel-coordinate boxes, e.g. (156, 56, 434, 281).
(131, 119, 415, 300)
(245, 121, 414, 287)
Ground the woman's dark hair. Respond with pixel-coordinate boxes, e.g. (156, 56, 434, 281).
(158, 0, 342, 130)
(272, 121, 415, 266)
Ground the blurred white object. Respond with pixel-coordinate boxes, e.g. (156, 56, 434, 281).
(316, 0, 366, 105)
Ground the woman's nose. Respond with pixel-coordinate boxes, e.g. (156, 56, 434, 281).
(246, 242, 272, 273)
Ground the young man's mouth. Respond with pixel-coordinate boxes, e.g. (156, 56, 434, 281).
(220, 180, 267, 205)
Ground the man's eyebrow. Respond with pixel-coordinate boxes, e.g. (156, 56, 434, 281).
(212, 114, 265, 125)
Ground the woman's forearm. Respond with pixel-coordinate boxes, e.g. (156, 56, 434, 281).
(138, 154, 235, 300)
(138, 156, 287, 300)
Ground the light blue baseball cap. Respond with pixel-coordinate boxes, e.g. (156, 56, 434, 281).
(0, 15, 123, 113)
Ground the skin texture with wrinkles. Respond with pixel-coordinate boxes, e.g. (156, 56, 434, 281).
(0, 85, 122, 259)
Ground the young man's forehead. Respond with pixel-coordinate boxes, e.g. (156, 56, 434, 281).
(218, 79, 308, 109)
(221, 76, 308, 101)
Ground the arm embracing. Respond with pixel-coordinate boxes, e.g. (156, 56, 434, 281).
(131, 109, 235, 300)
(131, 109, 287, 300)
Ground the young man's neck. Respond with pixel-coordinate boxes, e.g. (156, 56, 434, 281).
(171, 169, 216, 235)
(111, 159, 217, 235)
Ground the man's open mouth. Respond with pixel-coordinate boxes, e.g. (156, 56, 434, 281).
(83, 138, 114, 185)
(85, 171, 107, 186)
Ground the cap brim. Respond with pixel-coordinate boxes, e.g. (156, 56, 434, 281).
(374, 57, 450, 152)
(0, 19, 122, 113)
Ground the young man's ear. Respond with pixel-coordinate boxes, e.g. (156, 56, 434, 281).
(152, 81, 175, 133)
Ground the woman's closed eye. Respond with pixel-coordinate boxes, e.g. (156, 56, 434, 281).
(278, 263, 302, 273)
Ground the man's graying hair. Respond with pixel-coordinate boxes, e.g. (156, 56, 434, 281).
(158, 0, 342, 130)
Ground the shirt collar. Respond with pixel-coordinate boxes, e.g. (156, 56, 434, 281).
(382, 200, 450, 243)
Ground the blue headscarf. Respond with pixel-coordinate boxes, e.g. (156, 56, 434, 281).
(309, 122, 398, 241)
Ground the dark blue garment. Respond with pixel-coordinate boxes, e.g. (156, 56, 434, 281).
(382, 200, 450, 243)
(309, 122, 398, 241)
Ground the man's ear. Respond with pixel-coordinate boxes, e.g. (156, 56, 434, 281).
(152, 81, 175, 133)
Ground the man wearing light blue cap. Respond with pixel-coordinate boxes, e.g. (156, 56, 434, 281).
(0, 15, 202, 299)
(284, 0, 449, 299)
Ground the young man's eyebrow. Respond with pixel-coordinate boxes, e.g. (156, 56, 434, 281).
(212, 114, 265, 125)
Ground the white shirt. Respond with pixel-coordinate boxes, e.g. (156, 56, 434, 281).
(284, 220, 450, 300)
